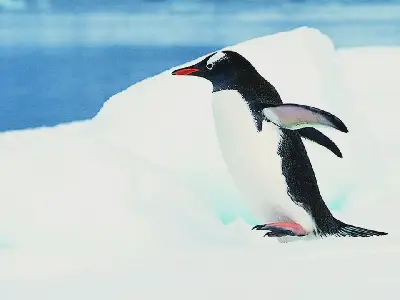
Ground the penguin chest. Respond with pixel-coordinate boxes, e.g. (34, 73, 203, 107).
(211, 90, 312, 227)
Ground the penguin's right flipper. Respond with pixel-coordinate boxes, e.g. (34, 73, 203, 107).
(297, 127, 343, 158)
(262, 103, 348, 133)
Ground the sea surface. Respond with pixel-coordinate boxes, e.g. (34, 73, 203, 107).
(0, 46, 215, 131)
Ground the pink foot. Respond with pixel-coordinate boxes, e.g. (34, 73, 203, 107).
(252, 222, 308, 237)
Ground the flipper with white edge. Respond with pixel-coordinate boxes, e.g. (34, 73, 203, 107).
(262, 103, 348, 133)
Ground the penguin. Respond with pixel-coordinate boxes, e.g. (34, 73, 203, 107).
(171, 50, 387, 240)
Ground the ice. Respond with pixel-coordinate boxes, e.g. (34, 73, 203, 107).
(1, 27, 399, 299)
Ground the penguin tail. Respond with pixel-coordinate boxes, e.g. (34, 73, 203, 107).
(331, 221, 388, 238)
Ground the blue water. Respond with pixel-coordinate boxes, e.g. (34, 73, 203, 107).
(0, 46, 218, 131)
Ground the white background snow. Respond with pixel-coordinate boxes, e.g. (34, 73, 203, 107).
(1, 27, 399, 299)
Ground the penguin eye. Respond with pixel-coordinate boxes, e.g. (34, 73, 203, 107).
(206, 63, 214, 70)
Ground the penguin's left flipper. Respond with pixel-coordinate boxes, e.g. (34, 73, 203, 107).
(297, 127, 343, 158)
(252, 222, 308, 237)
(262, 103, 348, 133)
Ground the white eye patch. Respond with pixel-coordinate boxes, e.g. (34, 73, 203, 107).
(206, 51, 227, 66)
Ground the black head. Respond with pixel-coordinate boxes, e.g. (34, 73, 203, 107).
(171, 50, 259, 92)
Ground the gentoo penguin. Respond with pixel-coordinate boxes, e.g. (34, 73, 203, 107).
(172, 50, 387, 240)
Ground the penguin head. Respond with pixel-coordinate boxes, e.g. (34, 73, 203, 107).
(172, 50, 257, 91)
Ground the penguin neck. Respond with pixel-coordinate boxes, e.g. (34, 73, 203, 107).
(211, 71, 285, 132)
(211, 69, 259, 93)
(212, 72, 283, 111)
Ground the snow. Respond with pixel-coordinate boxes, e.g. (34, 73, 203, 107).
(1, 27, 400, 299)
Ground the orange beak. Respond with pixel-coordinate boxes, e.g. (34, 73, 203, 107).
(171, 67, 199, 76)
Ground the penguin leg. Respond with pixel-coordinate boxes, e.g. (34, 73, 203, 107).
(252, 222, 308, 237)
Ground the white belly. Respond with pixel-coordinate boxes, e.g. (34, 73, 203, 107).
(211, 90, 313, 231)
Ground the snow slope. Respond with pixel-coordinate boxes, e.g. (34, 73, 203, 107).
(0, 27, 399, 299)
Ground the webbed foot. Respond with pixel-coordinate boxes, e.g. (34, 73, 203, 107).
(252, 222, 308, 237)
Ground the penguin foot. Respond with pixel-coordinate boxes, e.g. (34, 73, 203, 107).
(252, 222, 308, 237)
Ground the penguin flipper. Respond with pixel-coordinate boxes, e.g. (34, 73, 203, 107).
(297, 127, 343, 158)
(261, 103, 348, 133)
